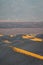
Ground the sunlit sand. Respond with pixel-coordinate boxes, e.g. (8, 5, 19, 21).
(9, 34, 14, 38)
(0, 33, 43, 62)
(2, 40, 12, 43)
(31, 38, 43, 42)
(22, 34, 34, 39)
(0, 34, 4, 37)
(22, 34, 43, 42)
(10, 46, 43, 60)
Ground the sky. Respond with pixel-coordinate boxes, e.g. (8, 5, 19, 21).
(0, 0, 43, 22)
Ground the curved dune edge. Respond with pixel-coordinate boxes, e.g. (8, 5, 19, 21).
(22, 35, 43, 42)
(30, 38, 43, 42)
(8, 34, 15, 38)
(2, 40, 12, 43)
(22, 34, 34, 39)
(0, 34, 4, 37)
(9, 46, 43, 60)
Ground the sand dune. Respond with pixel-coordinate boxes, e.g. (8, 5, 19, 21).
(0, 34, 43, 65)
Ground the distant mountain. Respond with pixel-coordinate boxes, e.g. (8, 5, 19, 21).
(0, 22, 43, 28)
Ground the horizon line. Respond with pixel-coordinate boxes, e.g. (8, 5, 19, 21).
(0, 20, 43, 22)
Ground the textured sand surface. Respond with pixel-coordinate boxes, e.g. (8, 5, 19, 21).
(0, 34, 43, 65)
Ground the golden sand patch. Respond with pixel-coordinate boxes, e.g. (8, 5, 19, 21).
(22, 34, 43, 42)
(10, 46, 43, 60)
(28, 34, 36, 36)
(0, 34, 4, 37)
(22, 34, 34, 39)
(31, 38, 43, 42)
(2, 40, 12, 43)
(9, 34, 14, 38)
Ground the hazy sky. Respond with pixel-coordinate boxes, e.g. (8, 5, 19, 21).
(0, 0, 43, 22)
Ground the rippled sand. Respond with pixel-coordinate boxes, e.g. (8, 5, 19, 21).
(0, 34, 43, 65)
